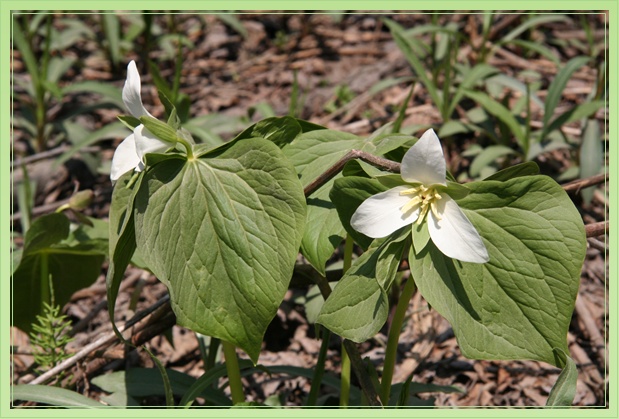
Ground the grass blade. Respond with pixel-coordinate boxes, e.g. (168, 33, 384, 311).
(542, 56, 590, 132)
(384, 18, 443, 114)
(464, 90, 527, 150)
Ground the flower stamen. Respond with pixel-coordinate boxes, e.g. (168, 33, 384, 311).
(400, 186, 442, 224)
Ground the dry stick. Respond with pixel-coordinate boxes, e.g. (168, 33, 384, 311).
(586, 221, 608, 238)
(303, 150, 401, 197)
(26, 294, 170, 385)
(562, 173, 608, 194)
(11, 145, 100, 169)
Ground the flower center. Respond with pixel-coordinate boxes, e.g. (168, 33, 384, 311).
(399, 185, 442, 225)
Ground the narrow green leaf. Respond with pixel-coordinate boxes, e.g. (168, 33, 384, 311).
(500, 15, 570, 43)
(579, 118, 603, 204)
(469, 145, 516, 177)
(542, 56, 590, 132)
(546, 349, 578, 407)
(101, 14, 121, 68)
(448, 64, 500, 117)
(486, 74, 544, 109)
(545, 100, 606, 137)
(503, 39, 561, 65)
(12, 18, 40, 88)
(384, 18, 442, 112)
(464, 90, 527, 150)
(11, 385, 105, 408)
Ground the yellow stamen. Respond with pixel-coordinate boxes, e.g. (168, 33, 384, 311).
(400, 196, 421, 214)
(400, 185, 443, 225)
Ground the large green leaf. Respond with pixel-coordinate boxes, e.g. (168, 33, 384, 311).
(284, 129, 411, 274)
(410, 176, 585, 365)
(13, 213, 106, 332)
(133, 138, 305, 362)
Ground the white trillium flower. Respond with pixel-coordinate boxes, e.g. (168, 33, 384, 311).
(350, 129, 489, 264)
(110, 60, 172, 182)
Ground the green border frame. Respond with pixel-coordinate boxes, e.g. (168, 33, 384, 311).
(1, 2, 616, 418)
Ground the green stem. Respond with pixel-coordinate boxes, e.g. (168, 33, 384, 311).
(40, 253, 50, 312)
(306, 327, 330, 406)
(340, 345, 351, 408)
(222, 340, 245, 405)
(339, 234, 354, 407)
(176, 137, 194, 160)
(379, 275, 416, 405)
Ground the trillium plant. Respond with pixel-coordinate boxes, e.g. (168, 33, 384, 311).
(107, 61, 587, 407)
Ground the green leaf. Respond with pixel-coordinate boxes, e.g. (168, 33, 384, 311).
(469, 145, 516, 177)
(484, 161, 540, 181)
(579, 118, 603, 205)
(500, 14, 570, 43)
(179, 360, 253, 407)
(384, 18, 442, 112)
(11, 385, 106, 408)
(101, 14, 121, 68)
(106, 172, 142, 340)
(410, 176, 586, 366)
(542, 56, 590, 135)
(546, 349, 578, 406)
(448, 64, 500, 117)
(133, 138, 305, 362)
(302, 176, 347, 274)
(12, 213, 106, 332)
(251, 116, 302, 147)
(544, 100, 606, 136)
(503, 39, 561, 65)
(317, 234, 407, 342)
(92, 367, 232, 407)
(139, 116, 178, 143)
(485, 74, 544, 109)
(464, 90, 527, 150)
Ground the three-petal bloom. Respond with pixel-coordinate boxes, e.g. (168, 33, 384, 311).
(350, 129, 489, 263)
(110, 60, 172, 182)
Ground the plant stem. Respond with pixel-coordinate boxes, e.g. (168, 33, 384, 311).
(339, 234, 354, 407)
(379, 275, 416, 405)
(221, 340, 245, 405)
(306, 327, 331, 406)
(340, 346, 351, 407)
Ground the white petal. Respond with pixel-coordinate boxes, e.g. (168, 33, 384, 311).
(110, 134, 141, 182)
(122, 60, 153, 119)
(351, 186, 419, 238)
(401, 128, 446, 186)
(134, 124, 171, 161)
(427, 195, 489, 263)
